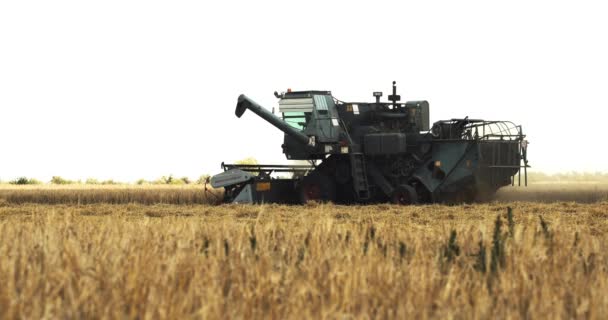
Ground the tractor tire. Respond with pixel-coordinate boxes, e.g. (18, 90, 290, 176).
(299, 172, 336, 204)
(391, 184, 418, 205)
(410, 179, 432, 203)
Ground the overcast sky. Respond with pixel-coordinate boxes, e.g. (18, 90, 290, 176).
(1, 0, 607, 182)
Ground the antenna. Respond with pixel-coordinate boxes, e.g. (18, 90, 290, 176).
(387, 81, 401, 108)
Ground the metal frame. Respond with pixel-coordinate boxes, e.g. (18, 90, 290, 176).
(221, 162, 314, 177)
(432, 119, 530, 186)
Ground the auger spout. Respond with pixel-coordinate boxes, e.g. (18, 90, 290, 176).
(235, 94, 310, 145)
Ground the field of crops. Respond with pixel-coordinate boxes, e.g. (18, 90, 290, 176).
(1, 181, 607, 205)
(0, 184, 221, 205)
(1, 184, 607, 318)
(496, 183, 608, 203)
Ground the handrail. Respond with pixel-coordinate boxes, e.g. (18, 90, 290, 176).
(433, 119, 526, 141)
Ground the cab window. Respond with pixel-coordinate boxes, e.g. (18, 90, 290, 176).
(283, 112, 308, 130)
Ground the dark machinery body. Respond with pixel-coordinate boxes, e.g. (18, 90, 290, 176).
(211, 82, 529, 204)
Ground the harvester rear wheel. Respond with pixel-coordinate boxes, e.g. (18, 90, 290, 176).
(391, 185, 418, 205)
(299, 172, 336, 204)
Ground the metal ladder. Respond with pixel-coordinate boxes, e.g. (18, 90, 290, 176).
(350, 153, 370, 200)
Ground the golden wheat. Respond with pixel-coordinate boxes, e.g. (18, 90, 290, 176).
(1, 201, 607, 319)
(0, 185, 222, 205)
(2, 182, 608, 205)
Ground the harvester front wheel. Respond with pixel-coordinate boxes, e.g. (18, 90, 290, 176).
(391, 185, 418, 205)
(299, 172, 336, 204)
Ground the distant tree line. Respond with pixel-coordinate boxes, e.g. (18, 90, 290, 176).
(2, 157, 262, 185)
(5, 171, 608, 185)
(2, 174, 211, 185)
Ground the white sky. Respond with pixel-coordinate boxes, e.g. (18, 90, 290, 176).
(1, 0, 607, 182)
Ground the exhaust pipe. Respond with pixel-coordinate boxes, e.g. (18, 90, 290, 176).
(235, 94, 311, 145)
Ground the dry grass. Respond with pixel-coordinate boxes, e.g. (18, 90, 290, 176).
(1, 201, 607, 319)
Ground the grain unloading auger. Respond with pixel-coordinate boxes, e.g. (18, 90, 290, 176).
(211, 82, 530, 204)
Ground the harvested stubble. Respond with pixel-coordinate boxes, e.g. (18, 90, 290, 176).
(1, 201, 607, 319)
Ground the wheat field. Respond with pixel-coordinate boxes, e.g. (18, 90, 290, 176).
(1, 182, 608, 205)
(1, 195, 607, 319)
(0, 184, 222, 205)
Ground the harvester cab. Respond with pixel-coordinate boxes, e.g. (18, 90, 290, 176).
(211, 82, 530, 204)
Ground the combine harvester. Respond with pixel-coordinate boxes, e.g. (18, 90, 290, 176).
(211, 82, 529, 204)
